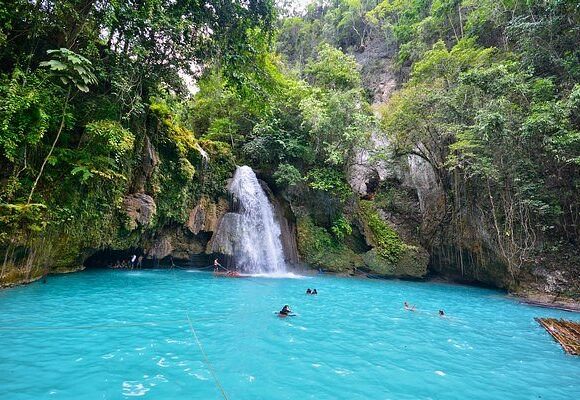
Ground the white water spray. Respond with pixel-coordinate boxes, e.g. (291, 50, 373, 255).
(226, 166, 287, 274)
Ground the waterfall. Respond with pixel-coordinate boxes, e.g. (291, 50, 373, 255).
(212, 166, 287, 274)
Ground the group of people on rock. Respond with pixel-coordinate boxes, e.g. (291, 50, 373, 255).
(110, 255, 143, 270)
(404, 301, 445, 316)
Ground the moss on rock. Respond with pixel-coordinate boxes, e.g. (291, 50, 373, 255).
(358, 200, 428, 278)
(363, 246, 428, 278)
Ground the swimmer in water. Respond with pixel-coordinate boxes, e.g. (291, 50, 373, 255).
(306, 288, 312, 294)
(439, 310, 445, 316)
(404, 302, 416, 311)
(312, 289, 317, 295)
(279, 305, 293, 317)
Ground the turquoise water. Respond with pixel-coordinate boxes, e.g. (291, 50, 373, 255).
(0, 270, 579, 399)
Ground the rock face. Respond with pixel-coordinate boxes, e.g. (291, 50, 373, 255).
(347, 131, 399, 197)
(186, 196, 228, 235)
(354, 32, 400, 105)
(209, 213, 243, 256)
(133, 135, 159, 192)
(146, 226, 209, 261)
(147, 234, 173, 260)
(123, 193, 157, 229)
(363, 247, 428, 277)
(143, 195, 229, 262)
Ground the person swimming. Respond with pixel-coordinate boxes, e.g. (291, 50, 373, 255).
(278, 305, 293, 317)
(306, 288, 312, 294)
(439, 310, 445, 316)
(312, 289, 318, 295)
(404, 302, 415, 311)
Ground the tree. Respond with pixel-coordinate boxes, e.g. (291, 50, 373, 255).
(27, 48, 97, 204)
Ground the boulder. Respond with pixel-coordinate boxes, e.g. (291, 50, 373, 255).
(123, 193, 156, 230)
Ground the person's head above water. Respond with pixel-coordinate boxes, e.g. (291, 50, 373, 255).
(278, 305, 293, 317)
(312, 289, 318, 294)
(306, 288, 312, 294)
(439, 310, 445, 316)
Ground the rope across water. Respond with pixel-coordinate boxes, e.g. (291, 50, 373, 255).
(185, 310, 230, 400)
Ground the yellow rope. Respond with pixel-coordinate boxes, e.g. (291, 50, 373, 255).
(185, 310, 230, 400)
(168, 265, 230, 400)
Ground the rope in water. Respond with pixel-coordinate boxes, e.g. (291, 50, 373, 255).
(185, 311, 230, 400)
(168, 264, 230, 400)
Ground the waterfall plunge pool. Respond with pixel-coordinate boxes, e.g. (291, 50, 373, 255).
(0, 269, 578, 399)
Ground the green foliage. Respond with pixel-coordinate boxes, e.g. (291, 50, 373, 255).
(410, 38, 495, 86)
(297, 215, 363, 272)
(305, 43, 361, 90)
(300, 86, 373, 166)
(367, 0, 434, 64)
(0, 0, 276, 281)
(371, 0, 580, 272)
(40, 48, 97, 92)
(273, 163, 303, 187)
(0, 70, 54, 162)
(0, 203, 47, 243)
(84, 121, 134, 159)
(277, 0, 377, 65)
(331, 214, 353, 241)
(306, 168, 352, 201)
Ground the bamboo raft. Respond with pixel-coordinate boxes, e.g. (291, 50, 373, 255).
(535, 318, 580, 355)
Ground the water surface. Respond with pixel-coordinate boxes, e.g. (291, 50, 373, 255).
(0, 269, 578, 399)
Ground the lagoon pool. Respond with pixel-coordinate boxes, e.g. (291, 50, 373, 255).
(0, 269, 578, 399)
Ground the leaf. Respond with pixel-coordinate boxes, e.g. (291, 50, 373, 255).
(76, 83, 89, 92)
(40, 60, 67, 71)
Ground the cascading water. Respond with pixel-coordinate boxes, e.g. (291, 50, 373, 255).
(215, 166, 287, 274)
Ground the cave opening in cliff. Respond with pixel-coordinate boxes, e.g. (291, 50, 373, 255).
(84, 248, 216, 269)
(83, 248, 146, 269)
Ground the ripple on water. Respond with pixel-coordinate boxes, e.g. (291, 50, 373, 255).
(0, 270, 579, 400)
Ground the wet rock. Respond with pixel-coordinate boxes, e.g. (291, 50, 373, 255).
(531, 266, 574, 295)
(296, 215, 364, 273)
(259, 180, 300, 265)
(123, 193, 156, 230)
(208, 213, 243, 256)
